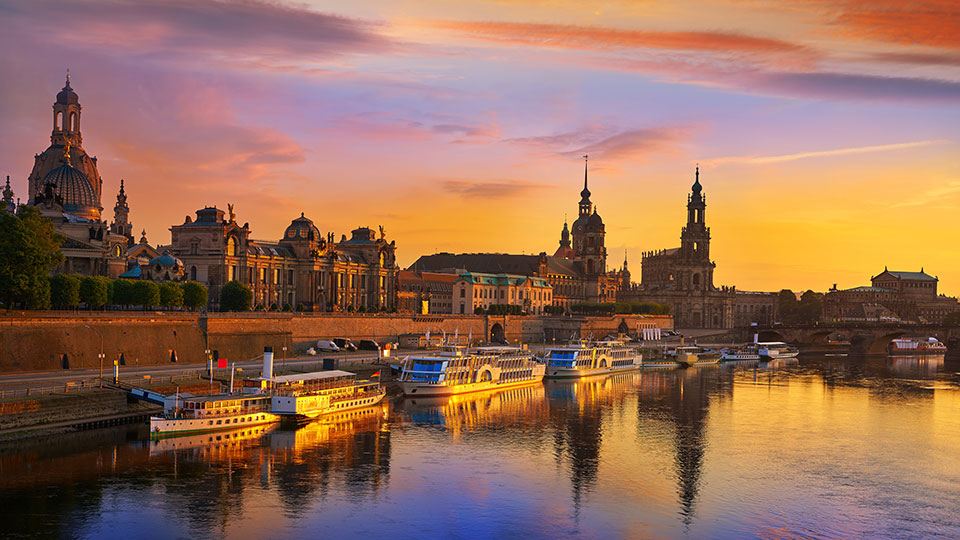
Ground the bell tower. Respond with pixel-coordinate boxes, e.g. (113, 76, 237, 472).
(678, 166, 714, 291)
(52, 71, 82, 148)
(111, 179, 133, 245)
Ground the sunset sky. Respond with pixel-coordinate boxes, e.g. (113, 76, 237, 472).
(1, 0, 958, 294)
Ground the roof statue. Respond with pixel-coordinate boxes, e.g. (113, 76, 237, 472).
(227, 203, 235, 223)
(379, 225, 386, 241)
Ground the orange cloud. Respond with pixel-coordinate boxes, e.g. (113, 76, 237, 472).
(826, 0, 960, 49)
(429, 19, 811, 53)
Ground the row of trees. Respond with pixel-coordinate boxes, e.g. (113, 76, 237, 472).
(49, 274, 208, 310)
(778, 289, 823, 324)
(571, 302, 671, 315)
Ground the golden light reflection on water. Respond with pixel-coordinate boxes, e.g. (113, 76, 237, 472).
(2, 356, 960, 538)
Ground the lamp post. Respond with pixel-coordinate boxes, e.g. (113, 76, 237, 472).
(84, 325, 104, 380)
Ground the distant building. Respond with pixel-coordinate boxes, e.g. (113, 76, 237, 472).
(409, 158, 623, 311)
(397, 271, 459, 314)
(169, 207, 398, 311)
(823, 268, 958, 323)
(454, 272, 552, 315)
(19, 76, 132, 277)
(621, 168, 776, 328)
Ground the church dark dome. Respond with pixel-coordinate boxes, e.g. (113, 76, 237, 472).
(39, 162, 98, 213)
(691, 166, 702, 195)
(56, 79, 79, 105)
(283, 212, 320, 241)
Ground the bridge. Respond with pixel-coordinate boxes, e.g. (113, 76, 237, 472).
(743, 323, 960, 354)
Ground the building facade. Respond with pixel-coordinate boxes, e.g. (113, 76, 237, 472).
(169, 207, 398, 311)
(622, 168, 776, 328)
(454, 272, 552, 315)
(823, 268, 958, 323)
(397, 270, 458, 314)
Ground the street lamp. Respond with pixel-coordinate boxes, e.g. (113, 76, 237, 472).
(84, 325, 104, 379)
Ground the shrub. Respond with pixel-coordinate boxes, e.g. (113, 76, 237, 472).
(132, 281, 160, 308)
(79, 275, 110, 308)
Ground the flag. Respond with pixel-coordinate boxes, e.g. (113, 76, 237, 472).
(468, 329, 472, 343)
(218, 357, 227, 369)
(371, 370, 381, 378)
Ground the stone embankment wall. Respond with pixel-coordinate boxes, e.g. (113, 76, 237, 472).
(0, 311, 673, 372)
(0, 391, 158, 432)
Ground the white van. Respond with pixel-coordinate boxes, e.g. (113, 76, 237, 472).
(316, 339, 340, 352)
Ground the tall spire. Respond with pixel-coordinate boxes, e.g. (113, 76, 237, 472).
(692, 164, 702, 194)
(580, 154, 590, 199)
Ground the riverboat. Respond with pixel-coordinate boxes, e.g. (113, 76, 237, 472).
(756, 342, 799, 360)
(149, 393, 279, 438)
(399, 346, 545, 396)
(671, 346, 721, 367)
(267, 370, 385, 420)
(541, 341, 642, 378)
(720, 344, 760, 361)
(888, 337, 947, 355)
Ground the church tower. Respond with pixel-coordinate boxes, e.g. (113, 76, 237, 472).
(111, 179, 133, 245)
(678, 166, 714, 291)
(571, 156, 606, 275)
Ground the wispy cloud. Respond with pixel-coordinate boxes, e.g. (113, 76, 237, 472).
(509, 126, 693, 162)
(0, 0, 395, 65)
(439, 179, 553, 199)
(704, 140, 949, 166)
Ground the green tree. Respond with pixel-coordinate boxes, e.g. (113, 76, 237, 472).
(79, 275, 109, 308)
(798, 290, 823, 323)
(220, 280, 252, 312)
(159, 282, 184, 308)
(112, 279, 135, 307)
(474, 306, 485, 315)
(269, 302, 280, 312)
(0, 206, 63, 309)
(282, 303, 292, 312)
(132, 280, 160, 308)
(777, 289, 798, 324)
(182, 281, 208, 310)
(49, 274, 81, 309)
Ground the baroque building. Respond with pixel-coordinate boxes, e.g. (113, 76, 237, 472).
(169, 206, 398, 311)
(408, 158, 623, 312)
(621, 168, 776, 328)
(20, 76, 133, 277)
(823, 268, 958, 323)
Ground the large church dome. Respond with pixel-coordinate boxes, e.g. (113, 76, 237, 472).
(39, 160, 100, 218)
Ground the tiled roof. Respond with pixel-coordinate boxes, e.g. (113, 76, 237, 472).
(409, 253, 540, 275)
(881, 270, 936, 281)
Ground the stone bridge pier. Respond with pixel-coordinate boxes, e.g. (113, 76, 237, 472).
(743, 324, 960, 354)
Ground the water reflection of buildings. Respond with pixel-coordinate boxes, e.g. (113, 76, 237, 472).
(0, 405, 393, 538)
(401, 384, 549, 437)
(546, 372, 641, 514)
(636, 368, 727, 526)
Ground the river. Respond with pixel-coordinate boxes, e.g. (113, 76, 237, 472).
(2, 353, 959, 539)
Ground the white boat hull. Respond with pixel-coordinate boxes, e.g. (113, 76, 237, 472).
(546, 361, 641, 379)
(402, 375, 543, 396)
(150, 412, 279, 437)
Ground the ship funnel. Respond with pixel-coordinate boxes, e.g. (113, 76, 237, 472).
(263, 346, 274, 380)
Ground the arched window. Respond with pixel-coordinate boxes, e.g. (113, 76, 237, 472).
(69, 112, 78, 132)
(55, 111, 63, 131)
(190, 266, 197, 281)
(226, 237, 237, 256)
(693, 273, 701, 289)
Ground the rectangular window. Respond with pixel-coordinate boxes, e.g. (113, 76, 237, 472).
(460, 289, 465, 298)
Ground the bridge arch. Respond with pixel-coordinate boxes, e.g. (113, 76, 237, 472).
(861, 331, 909, 354)
(617, 319, 629, 335)
(757, 330, 785, 342)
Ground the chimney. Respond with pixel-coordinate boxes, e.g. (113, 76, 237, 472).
(263, 346, 274, 380)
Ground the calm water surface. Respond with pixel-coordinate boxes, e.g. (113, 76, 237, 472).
(3, 354, 960, 539)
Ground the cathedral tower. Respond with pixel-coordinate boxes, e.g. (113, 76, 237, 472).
(571, 156, 606, 275)
(111, 179, 133, 245)
(678, 166, 714, 291)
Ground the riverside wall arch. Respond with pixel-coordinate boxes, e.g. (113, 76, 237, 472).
(747, 324, 959, 354)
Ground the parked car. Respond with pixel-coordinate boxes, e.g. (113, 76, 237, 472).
(333, 338, 358, 351)
(316, 339, 340, 352)
(358, 339, 381, 351)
